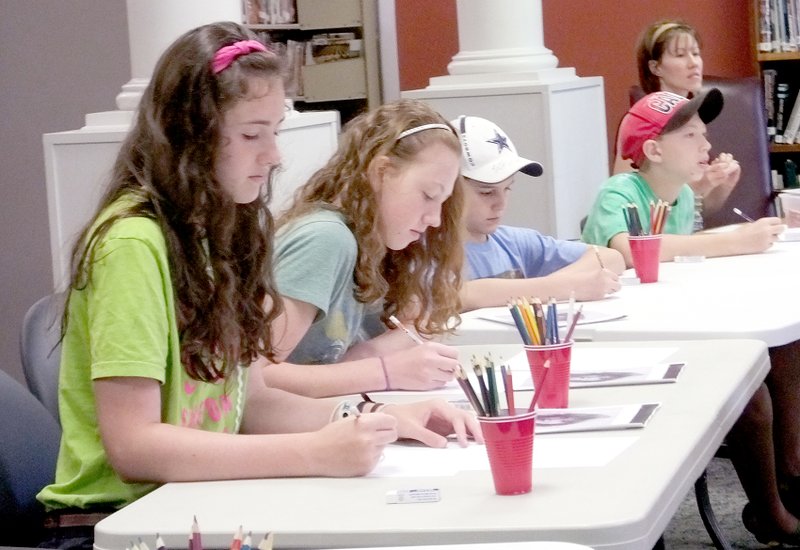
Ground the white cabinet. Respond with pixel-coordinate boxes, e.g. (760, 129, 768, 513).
(404, 77, 608, 240)
(43, 108, 339, 290)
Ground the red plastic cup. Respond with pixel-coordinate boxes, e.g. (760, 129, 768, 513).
(524, 341, 573, 409)
(628, 234, 662, 283)
(478, 410, 536, 495)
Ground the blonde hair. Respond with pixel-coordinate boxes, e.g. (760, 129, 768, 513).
(279, 99, 465, 336)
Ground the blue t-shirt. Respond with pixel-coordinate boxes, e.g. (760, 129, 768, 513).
(465, 225, 586, 280)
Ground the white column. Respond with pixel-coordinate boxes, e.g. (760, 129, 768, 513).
(426, 0, 575, 90)
(117, 0, 243, 111)
(87, 0, 242, 128)
(402, 0, 607, 240)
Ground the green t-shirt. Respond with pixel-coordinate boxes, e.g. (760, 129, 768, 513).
(581, 172, 694, 247)
(274, 209, 379, 364)
(37, 200, 247, 511)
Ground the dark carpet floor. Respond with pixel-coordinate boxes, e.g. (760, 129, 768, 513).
(662, 457, 770, 549)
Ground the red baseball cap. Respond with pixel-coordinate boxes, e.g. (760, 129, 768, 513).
(619, 88, 723, 168)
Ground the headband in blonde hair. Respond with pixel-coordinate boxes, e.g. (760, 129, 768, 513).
(648, 22, 683, 54)
(397, 123, 453, 141)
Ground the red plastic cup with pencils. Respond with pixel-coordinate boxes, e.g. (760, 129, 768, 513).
(525, 341, 573, 409)
(628, 234, 662, 283)
(477, 410, 536, 495)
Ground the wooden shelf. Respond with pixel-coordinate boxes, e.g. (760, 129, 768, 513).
(757, 52, 800, 62)
(770, 143, 800, 153)
(244, 0, 380, 122)
(246, 23, 302, 31)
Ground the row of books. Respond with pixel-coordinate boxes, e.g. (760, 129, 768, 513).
(758, 0, 800, 52)
(243, 0, 296, 25)
(252, 32, 362, 98)
(763, 68, 800, 143)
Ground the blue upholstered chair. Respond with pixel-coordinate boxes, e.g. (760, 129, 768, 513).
(0, 368, 61, 545)
(20, 293, 65, 422)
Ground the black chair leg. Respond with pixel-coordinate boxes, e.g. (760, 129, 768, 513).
(695, 468, 734, 550)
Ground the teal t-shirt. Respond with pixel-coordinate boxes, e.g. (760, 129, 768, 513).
(581, 172, 694, 247)
(274, 209, 378, 364)
(38, 199, 247, 511)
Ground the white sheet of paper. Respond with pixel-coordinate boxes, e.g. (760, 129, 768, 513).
(504, 347, 680, 390)
(368, 436, 637, 477)
(380, 347, 681, 397)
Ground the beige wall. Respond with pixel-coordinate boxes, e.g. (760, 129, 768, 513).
(0, 0, 130, 383)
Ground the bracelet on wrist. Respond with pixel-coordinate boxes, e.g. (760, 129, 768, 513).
(357, 400, 385, 413)
(379, 356, 391, 391)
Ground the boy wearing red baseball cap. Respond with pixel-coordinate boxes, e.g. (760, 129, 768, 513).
(585, 90, 800, 546)
(582, 89, 783, 267)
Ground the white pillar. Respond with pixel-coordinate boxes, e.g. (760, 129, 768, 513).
(403, 0, 607, 240)
(85, 0, 241, 128)
(426, 0, 575, 90)
(117, 0, 243, 111)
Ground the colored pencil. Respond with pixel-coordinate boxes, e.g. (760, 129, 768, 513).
(564, 304, 584, 342)
(191, 516, 203, 550)
(529, 359, 551, 412)
(507, 301, 533, 345)
(257, 533, 274, 550)
(472, 356, 493, 416)
(230, 525, 243, 550)
(500, 363, 516, 414)
(456, 365, 486, 416)
(388, 315, 424, 344)
(733, 207, 755, 223)
(485, 355, 500, 416)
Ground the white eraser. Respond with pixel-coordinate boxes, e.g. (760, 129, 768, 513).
(779, 227, 800, 241)
(620, 275, 640, 286)
(674, 255, 705, 263)
(386, 488, 441, 504)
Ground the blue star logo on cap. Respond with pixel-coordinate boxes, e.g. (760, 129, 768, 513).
(487, 130, 510, 153)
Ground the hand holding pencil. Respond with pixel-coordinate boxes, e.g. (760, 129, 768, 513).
(379, 316, 457, 390)
(317, 411, 398, 475)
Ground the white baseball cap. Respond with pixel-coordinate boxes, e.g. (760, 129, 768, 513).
(451, 115, 543, 184)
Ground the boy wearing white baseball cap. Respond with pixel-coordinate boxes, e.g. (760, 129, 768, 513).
(582, 89, 783, 267)
(452, 115, 624, 311)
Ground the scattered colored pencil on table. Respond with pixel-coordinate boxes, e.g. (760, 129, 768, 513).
(133, 520, 273, 550)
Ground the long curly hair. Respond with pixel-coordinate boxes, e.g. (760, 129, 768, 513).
(278, 99, 464, 337)
(636, 19, 702, 94)
(65, 22, 285, 382)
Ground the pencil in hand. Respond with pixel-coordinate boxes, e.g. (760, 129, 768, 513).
(592, 245, 605, 269)
(389, 315, 425, 345)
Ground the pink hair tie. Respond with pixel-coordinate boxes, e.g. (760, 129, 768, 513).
(211, 39, 268, 74)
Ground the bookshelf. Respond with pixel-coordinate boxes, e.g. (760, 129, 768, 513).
(244, 0, 381, 123)
(753, 0, 800, 190)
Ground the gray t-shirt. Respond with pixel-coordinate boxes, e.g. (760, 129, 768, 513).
(274, 209, 374, 364)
